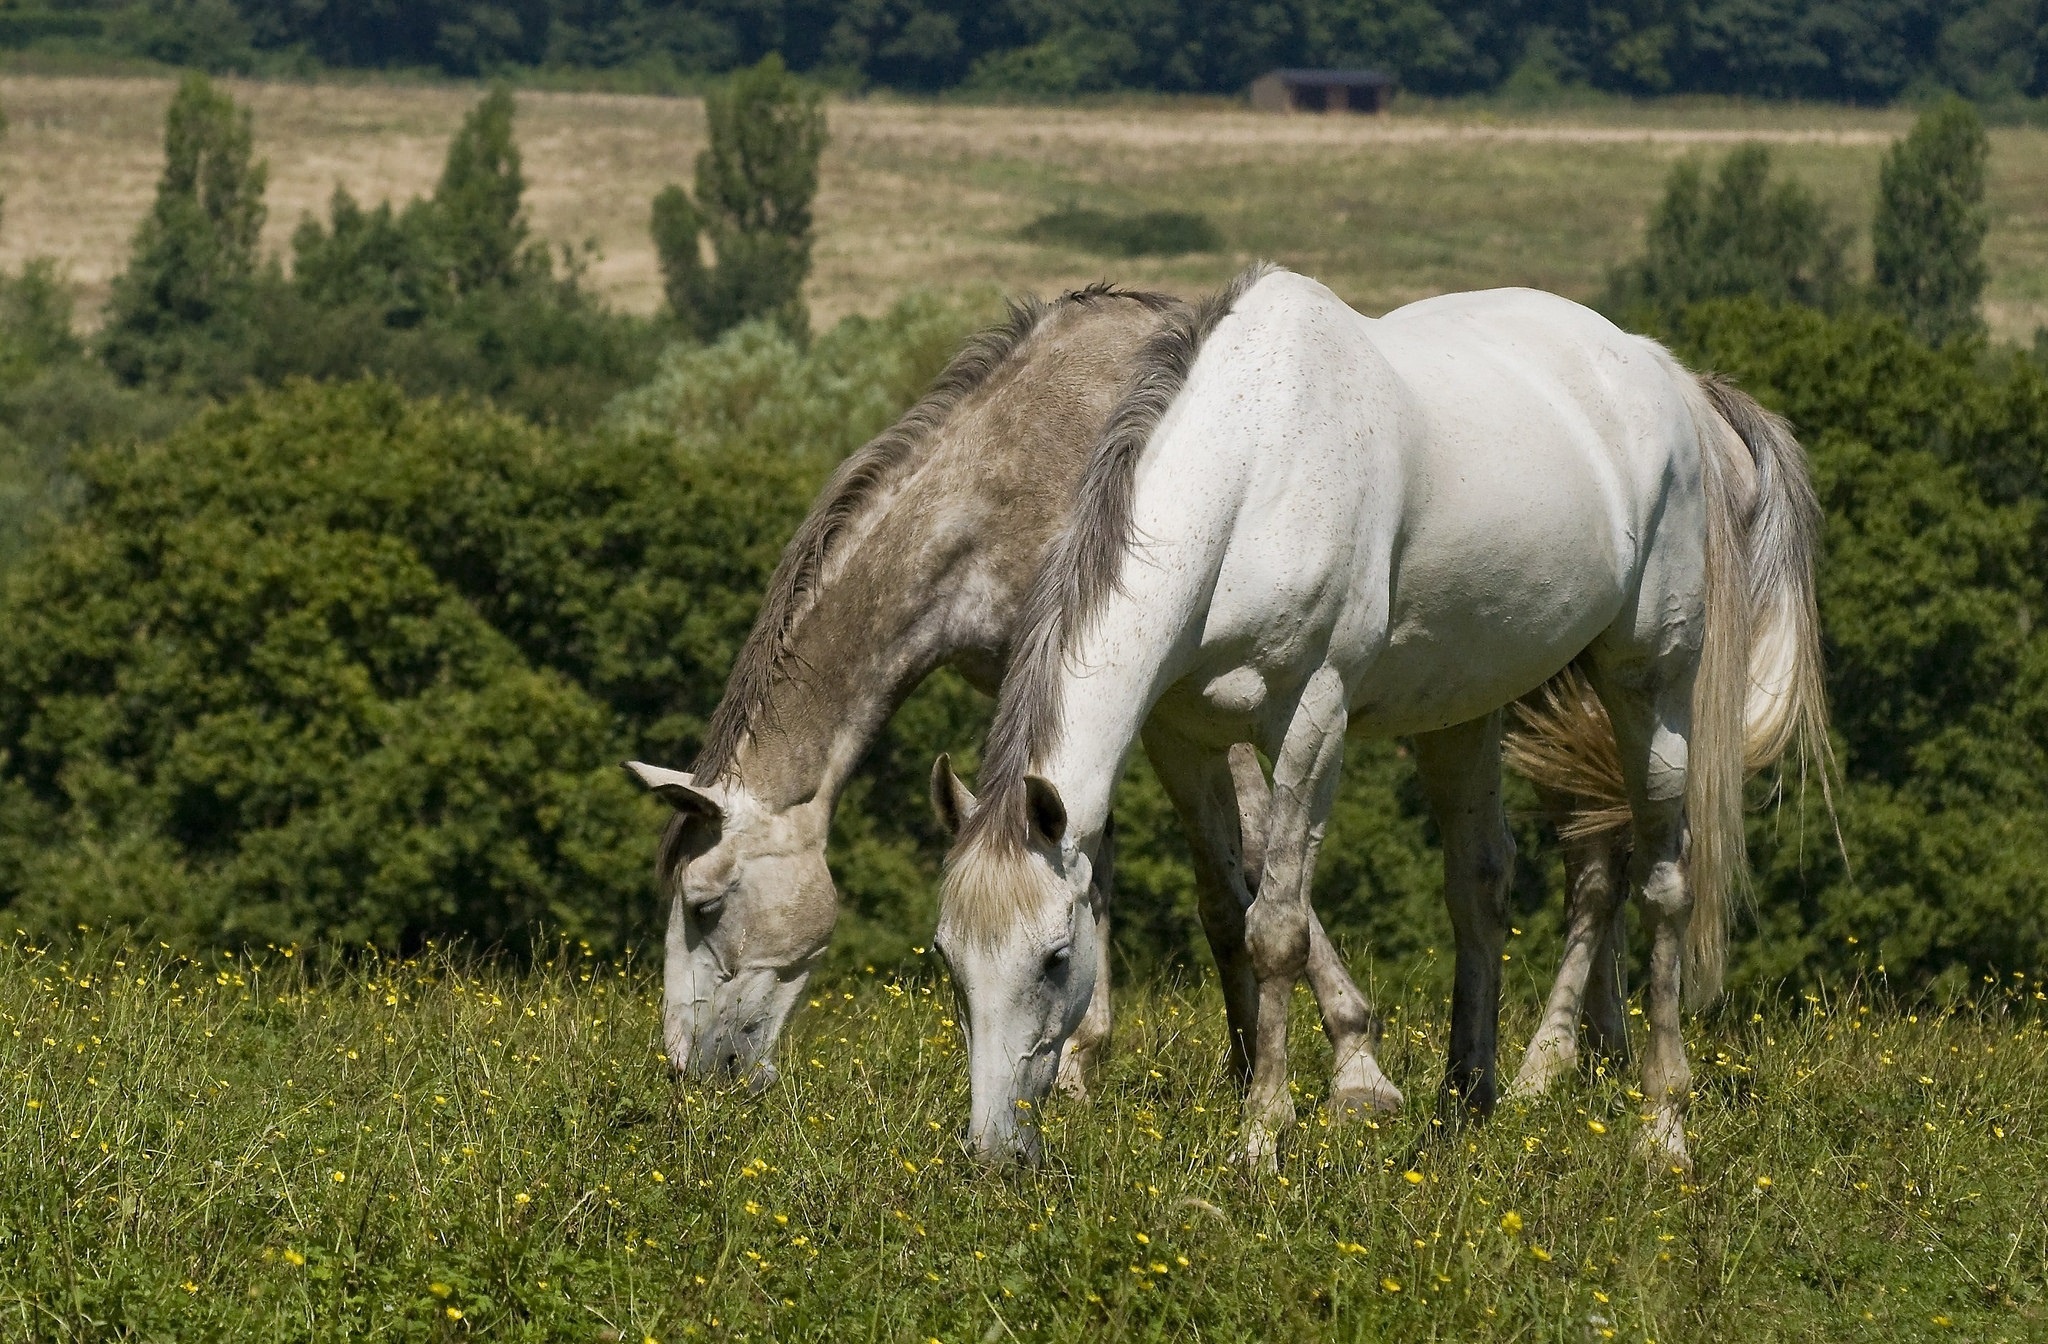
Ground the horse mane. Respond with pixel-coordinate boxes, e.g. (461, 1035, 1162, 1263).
(947, 263, 1275, 899)
(689, 281, 1179, 784)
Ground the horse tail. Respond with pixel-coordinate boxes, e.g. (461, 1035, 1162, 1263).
(1503, 369, 1831, 1008)
(1685, 377, 1833, 1001)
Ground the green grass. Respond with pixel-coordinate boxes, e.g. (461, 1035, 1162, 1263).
(2, 937, 2043, 1341)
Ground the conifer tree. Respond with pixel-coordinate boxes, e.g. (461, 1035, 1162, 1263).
(1608, 144, 1848, 324)
(99, 73, 268, 388)
(653, 55, 826, 342)
(1872, 98, 1989, 347)
(434, 88, 530, 295)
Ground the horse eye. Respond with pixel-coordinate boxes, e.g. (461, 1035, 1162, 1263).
(1044, 943, 1072, 974)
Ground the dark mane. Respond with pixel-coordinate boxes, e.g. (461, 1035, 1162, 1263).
(688, 282, 1178, 783)
(952, 263, 1275, 864)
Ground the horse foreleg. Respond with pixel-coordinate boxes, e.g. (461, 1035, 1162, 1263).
(1144, 729, 1261, 1091)
(1240, 667, 1349, 1167)
(1055, 815, 1116, 1099)
(1229, 745, 1402, 1118)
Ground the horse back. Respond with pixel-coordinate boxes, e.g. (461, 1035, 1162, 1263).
(1126, 273, 1710, 738)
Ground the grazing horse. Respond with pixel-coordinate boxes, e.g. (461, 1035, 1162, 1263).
(622, 284, 1403, 1116)
(933, 265, 1827, 1170)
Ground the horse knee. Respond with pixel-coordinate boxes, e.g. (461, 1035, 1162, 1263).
(1448, 825, 1515, 932)
(1244, 898, 1309, 980)
(1637, 856, 1689, 920)
(1473, 826, 1515, 899)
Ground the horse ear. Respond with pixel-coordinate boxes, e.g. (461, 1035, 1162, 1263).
(1022, 774, 1067, 846)
(929, 754, 979, 835)
(622, 761, 725, 824)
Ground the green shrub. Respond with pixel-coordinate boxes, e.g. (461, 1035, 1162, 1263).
(273, 91, 664, 422)
(1020, 205, 1224, 257)
(0, 260, 192, 561)
(1665, 298, 2048, 991)
(651, 55, 826, 343)
(1607, 145, 1850, 324)
(431, 88, 533, 295)
(1873, 97, 1991, 348)
(98, 73, 267, 396)
(0, 383, 660, 953)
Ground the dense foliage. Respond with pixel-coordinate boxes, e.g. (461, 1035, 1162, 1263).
(1607, 144, 1852, 324)
(1873, 95, 1992, 346)
(652, 55, 826, 342)
(0, 294, 989, 957)
(0, 283, 2041, 992)
(1663, 298, 2048, 993)
(4, 0, 2047, 102)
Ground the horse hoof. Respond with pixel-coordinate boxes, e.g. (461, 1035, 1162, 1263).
(1506, 1041, 1576, 1102)
(1239, 1123, 1282, 1171)
(1635, 1112, 1692, 1177)
(1326, 1083, 1403, 1123)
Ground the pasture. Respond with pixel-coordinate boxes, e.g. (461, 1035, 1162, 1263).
(4, 70, 2048, 1342)
(10, 73, 2048, 339)
(3, 937, 2041, 1341)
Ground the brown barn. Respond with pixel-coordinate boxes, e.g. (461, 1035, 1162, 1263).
(1248, 68, 1395, 114)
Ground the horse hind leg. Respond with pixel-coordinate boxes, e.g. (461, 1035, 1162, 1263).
(1510, 815, 1627, 1099)
(1583, 658, 1696, 1175)
(1414, 711, 1516, 1120)
(1582, 873, 1632, 1069)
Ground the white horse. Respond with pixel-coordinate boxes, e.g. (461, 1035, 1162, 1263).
(933, 265, 1827, 1170)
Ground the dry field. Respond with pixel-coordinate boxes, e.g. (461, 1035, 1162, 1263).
(7, 72, 2048, 339)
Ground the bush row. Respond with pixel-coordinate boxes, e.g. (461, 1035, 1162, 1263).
(6, 0, 2044, 105)
(0, 281, 2041, 996)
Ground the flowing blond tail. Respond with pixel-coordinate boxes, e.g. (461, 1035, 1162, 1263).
(1503, 369, 1832, 1009)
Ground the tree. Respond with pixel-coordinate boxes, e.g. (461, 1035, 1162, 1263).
(1872, 97, 1990, 348)
(433, 87, 531, 294)
(98, 73, 268, 391)
(1608, 144, 1849, 324)
(653, 55, 827, 342)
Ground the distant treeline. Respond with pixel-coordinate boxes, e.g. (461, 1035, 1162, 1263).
(4, 0, 2045, 102)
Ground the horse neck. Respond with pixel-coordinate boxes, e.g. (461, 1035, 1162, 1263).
(727, 334, 1160, 810)
(724, 566, 965, 813)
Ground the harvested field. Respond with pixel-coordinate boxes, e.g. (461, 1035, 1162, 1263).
(4, 74, 2047, 338)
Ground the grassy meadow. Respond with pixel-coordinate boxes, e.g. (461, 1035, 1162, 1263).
(10, 73, 2048, 340)
(5, 70, 2048, 1343)
(3, 935, 2042, 1341)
